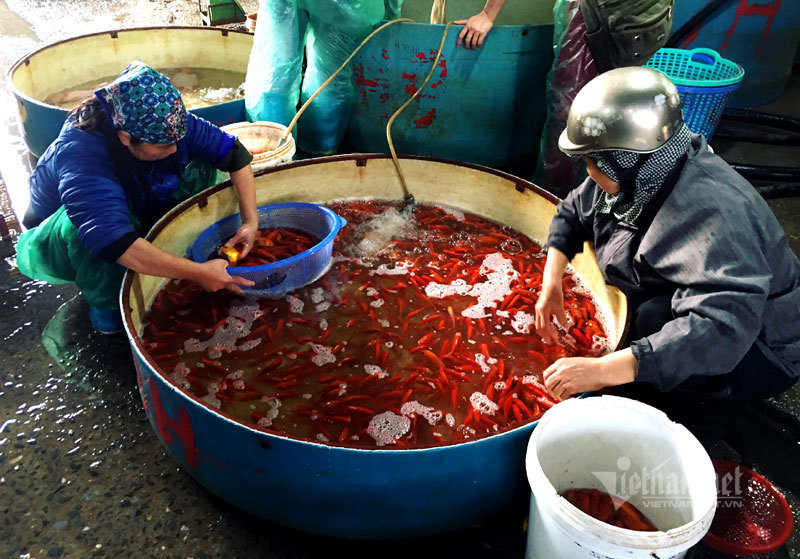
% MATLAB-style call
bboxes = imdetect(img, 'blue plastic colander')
[645,47,745,140]
[190,202,347,296]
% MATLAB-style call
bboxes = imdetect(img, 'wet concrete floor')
[1,1,799,558]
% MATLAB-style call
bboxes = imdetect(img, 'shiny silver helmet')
[558,66,684,155]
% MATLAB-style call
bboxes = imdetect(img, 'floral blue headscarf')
[94,61,187,144]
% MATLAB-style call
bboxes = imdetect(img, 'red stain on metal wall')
[681,0,783,54]
[721,0,781,53]
[353,49,447,125]
[414,108,437,128]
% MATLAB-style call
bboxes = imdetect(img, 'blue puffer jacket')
[28,112,235,259]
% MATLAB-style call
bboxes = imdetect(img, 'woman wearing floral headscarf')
[18,62,258,334]
[535,67,800,413]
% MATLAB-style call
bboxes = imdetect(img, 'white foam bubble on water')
[474,353,497,373]
[470,392,499,415]
[315,302,331,312]
[384,341,394,348]
[512,311,536,334]
[367,411,411,446]
[287,295,305,314]
[171,362,191,382]
[238,339,262,352]
[364,365,388,378]
[439,206,465,220]
[309,343,336,367]
[366,287,378,297]
[201,394,221,409]
[379,319,391,328]
[316,433,330,442]
[353,208,418,258]
[232,379,246,390]
[446,413,455,427]
[319,319,329,331]
[337,383,347,396]
[182,302,262,355]
[425,278,471,298]
[302,393,312,399]
[231,370,244,379]
[311,287,325,304]
[494,381,507,391]
[400,401,443,425]
[496,310,510,318]
[371,260,414,276]
[370,299,385,308]
[426,254,518,320]
[256,397,282,427]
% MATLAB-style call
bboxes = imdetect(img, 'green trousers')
[17,159,220,311]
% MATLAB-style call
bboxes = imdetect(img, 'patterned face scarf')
[94,61,187,144]
[591,123,692,225]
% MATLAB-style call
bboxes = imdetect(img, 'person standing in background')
[244,0,401,156]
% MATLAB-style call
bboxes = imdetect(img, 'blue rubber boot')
[89,306,123,335]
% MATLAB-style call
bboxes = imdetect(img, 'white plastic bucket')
[221,121,295,172]
[525,396,717,559]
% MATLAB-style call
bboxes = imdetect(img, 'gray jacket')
[547,136,800,391]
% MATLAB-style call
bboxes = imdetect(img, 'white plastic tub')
[525,396,717,559]
[221,121,295,171]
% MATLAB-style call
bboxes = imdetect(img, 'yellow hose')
[386,22,452,204]
[283,18,415,142]
[282,18,454,206]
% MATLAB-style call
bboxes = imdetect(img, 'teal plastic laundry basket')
[646,47,745,140]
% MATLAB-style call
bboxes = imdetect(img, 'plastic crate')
[646,47,745,140]
[190,202,346,296]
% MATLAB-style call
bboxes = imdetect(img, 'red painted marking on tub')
[147,378,199,469]
[379,113,389,121]
[414,108,437,128]
[721,0,782,51]
[680,25,701,48]
[135,364,149,415]
[405,84,418,96]
[380,93,390,103]
[382,48,390,59]
[416,52,428,60]
[402,72,416,82]
[431,80,443,89]
[439,59,447,78]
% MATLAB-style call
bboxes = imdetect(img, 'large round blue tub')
[8,26,253,158]
[122,155,628,539]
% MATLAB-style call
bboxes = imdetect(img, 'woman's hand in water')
[225,221,258,258]
[534,282,569,344]
[543,350,638,400]
[195,259,255,294]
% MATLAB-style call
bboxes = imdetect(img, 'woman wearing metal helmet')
[17,62,258,334]
[535,66,800,408]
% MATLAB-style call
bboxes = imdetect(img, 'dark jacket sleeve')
[215,138,253,173]
[545,178,598,260]
[630,160,773,391]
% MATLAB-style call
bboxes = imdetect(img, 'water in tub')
[43,67,245,110]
